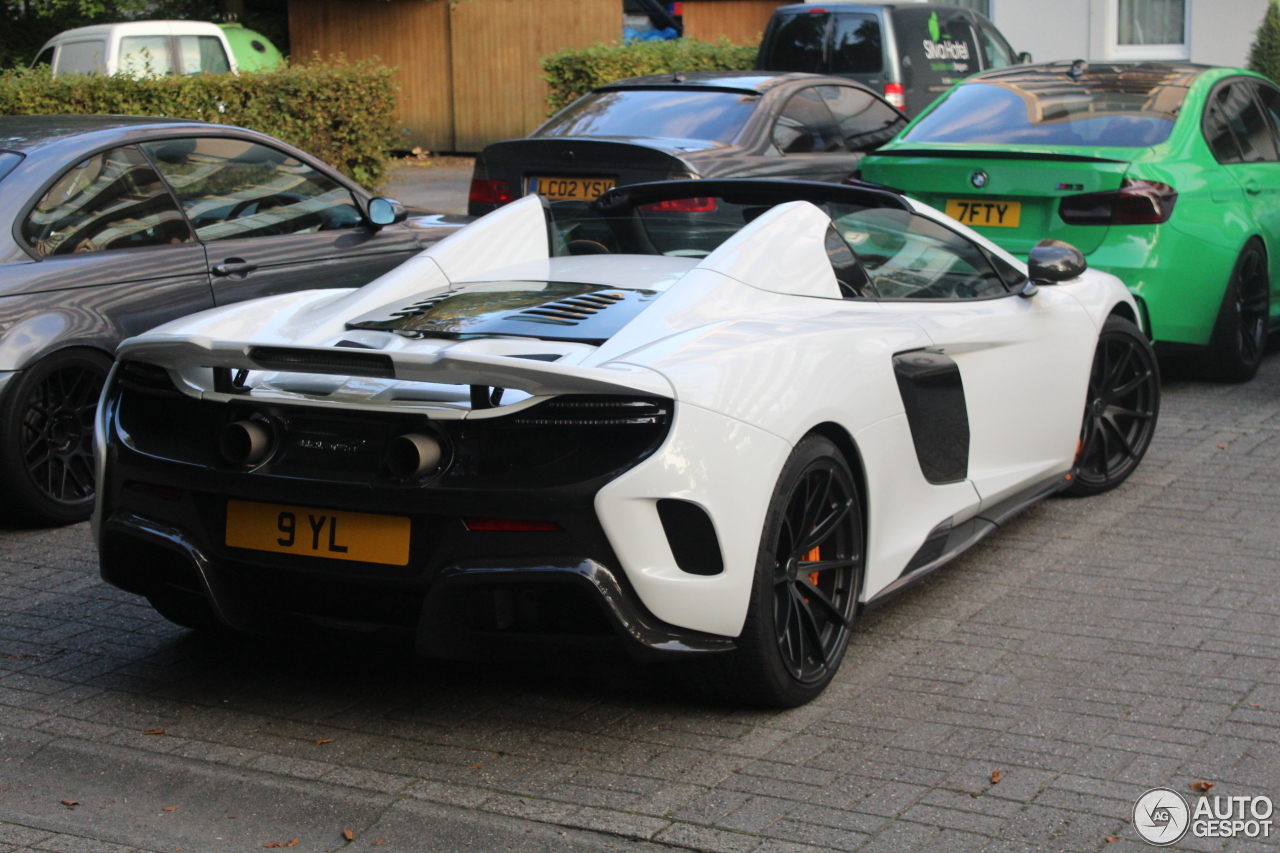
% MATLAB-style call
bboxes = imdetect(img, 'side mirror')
[1018,51,1034,64]
[1028,239,1086,283]
[367,197,408,228]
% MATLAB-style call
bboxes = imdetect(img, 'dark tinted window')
[142,138,363,241]
[905,73,1187,147]
[34,47,54,67]
[536,89,759,143]
[1204,82,1277,164]
[760,10,829,73]
[773,88,840,153]
[1255,83,1280,148]
[831,13,882,74]
[831,208,1007,299]
[817,85,905,151]
[22,146,191,256]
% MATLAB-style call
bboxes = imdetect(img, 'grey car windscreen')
[535,89,760,143]
[0,151,21,183]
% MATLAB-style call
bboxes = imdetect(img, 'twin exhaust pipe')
[219,420,442,479]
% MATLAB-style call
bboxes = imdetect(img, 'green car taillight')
[1058,179,1178,226]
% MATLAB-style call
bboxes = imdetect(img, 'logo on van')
[923,11,971,62]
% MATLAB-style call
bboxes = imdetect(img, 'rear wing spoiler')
[115,336,674,400]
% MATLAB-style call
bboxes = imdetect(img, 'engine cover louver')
[345,281,656,344]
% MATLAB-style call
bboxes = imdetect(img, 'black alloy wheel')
[693,436,863,707]
[1067,316,1160,497]
[0,348,112,526]
[1209,241,1269,382]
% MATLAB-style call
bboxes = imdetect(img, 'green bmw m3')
[861,61,1280,381]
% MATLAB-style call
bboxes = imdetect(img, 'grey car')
[468,71,907,216]
[0,115,465,526]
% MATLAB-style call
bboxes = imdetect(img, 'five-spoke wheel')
[1068,316,1159,497]
[0,348,112,526]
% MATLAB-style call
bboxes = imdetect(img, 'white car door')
[833,206,1096,511]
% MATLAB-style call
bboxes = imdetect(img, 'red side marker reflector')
[464,518,561,532]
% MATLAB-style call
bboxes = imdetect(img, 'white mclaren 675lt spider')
[95,179,1159,706]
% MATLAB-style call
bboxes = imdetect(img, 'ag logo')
[1134,787,1190,846]
[970,170,988,188]
[928,11,942,42]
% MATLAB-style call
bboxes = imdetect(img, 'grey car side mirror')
[1028,239,1087,283]
[367,197,408,228]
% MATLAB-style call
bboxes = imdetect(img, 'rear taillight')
[884,83,905,111]
[468,158,513,207]
[469,178,513,206]
[638,197,717,213]
[1058,179,1177,226]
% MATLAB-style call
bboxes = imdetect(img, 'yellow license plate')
[530,176,616,201]
[226,500,410,566]
[945,199,1022,228]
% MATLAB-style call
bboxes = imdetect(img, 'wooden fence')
[288,0,616,152]
[681,0,786,45]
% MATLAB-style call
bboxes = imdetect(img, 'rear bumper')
[99,508,733,661]
[1082,227,1237,347]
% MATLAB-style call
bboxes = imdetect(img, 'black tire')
[0,348,112,527]
[146,588,223,632]
[1066,316,1159,497]
[693,436,863,707]
[1208,240,1269,383]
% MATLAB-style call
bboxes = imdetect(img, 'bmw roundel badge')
[970,170,988,188]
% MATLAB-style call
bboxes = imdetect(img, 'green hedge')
[541,39,759,113]
[0,59,398,188]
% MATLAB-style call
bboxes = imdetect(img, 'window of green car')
[22,146,192,257]
[832,209,1008,300]
[1204,81,1278,164]
[140,137,363,241]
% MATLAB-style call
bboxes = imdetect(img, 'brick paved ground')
[2,357,1279,852]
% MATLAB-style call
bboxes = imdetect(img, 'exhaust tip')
[385,432,442,479]
[219,420,274,466]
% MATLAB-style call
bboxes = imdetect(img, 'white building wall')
[989,0,1270,68]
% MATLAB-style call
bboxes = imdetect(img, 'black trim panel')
[893,350,970,484]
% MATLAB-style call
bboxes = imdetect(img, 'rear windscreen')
[759,10,829,73]
[831,13,883,74]
[904,68,1194,147]
[536,89,760,143]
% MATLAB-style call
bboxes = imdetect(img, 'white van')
[35,21,239,77]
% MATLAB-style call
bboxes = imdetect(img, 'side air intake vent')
[508,292,626,326]
[657,499,723,576]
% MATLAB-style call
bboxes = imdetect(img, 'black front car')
[95,361,731,660]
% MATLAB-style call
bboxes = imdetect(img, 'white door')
[832,206,1096,510]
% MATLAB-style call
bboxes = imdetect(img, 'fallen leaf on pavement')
[264,844,281,849]
[1106,837,1120,843]
[343,829,354,841]
[144,729,165,735]
[1217,444,1225,449]
[314,738,333,745]
[1191,780,1214,792]
[375,842,385,847]
[61,800,79,808]
[990,770,1001,784]
[287,841,299,848]
[468,764,481,769]
[163,806,178,811]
